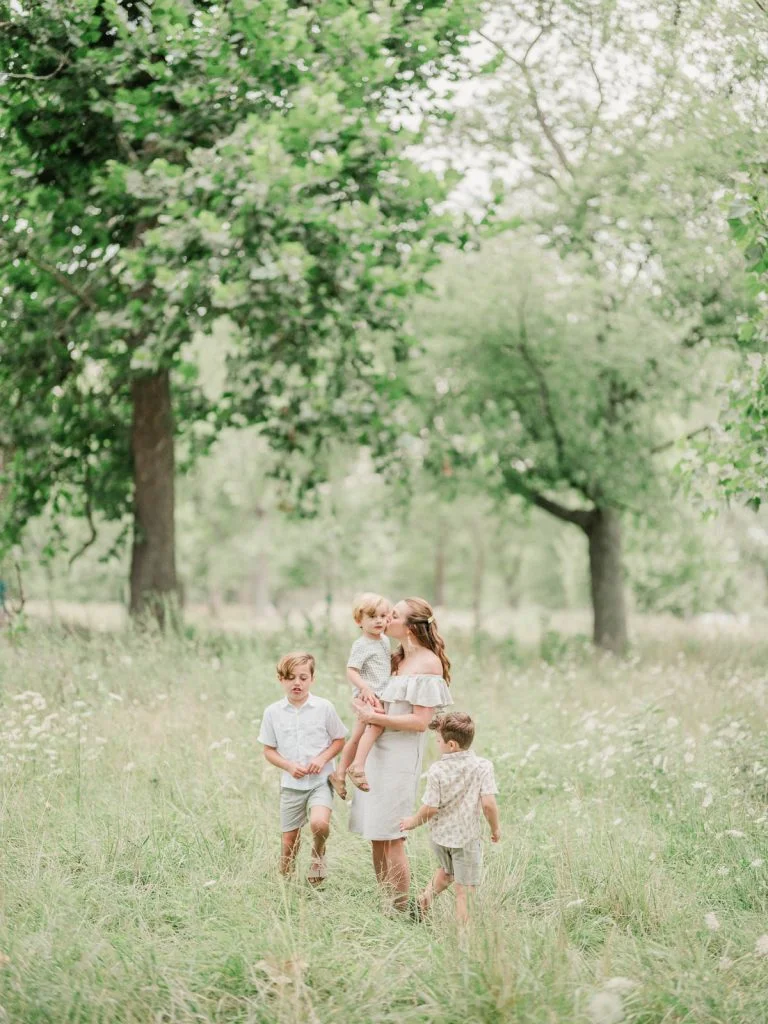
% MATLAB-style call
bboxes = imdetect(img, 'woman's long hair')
[391,597,451,684]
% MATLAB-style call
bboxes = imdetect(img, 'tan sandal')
[347,765,370,792]
[329,774,347,800]
[308,854,327,885]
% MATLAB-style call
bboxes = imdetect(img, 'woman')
[349,597,452,911]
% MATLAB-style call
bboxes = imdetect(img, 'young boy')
[400,712,500,923]
[330,593,392,798]
[259,652,348,883]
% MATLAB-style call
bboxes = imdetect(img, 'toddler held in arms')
[258,653,347,884]
[400,712,500,923]
[330,593,392,799]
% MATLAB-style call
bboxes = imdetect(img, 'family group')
[258,594,500,923]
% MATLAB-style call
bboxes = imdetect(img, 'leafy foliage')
[0,0,483,557]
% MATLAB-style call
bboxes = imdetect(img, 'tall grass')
[1,623,766,1023]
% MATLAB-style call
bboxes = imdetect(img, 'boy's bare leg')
[419,867,453,913]
[454,883,475,925]
[280,828,301,875]
[308,806,332,884]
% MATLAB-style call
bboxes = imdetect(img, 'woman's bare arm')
[352,701,434,733]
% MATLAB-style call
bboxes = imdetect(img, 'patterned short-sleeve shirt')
[423,750,498,847]
[347,635,391,695]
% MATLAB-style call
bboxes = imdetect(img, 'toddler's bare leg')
[351,723,384,772]
[335,718,366,780]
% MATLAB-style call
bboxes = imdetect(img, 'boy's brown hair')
[352,592,391,625]
[276,652,316,680]
[429,711,474,750]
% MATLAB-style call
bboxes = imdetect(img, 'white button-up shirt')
[258,694,348,790]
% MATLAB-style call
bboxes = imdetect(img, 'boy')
[259,652,348,883]
[400,712,500,923]
[330,592,392,798]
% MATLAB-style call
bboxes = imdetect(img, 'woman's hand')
[352,699,378,724]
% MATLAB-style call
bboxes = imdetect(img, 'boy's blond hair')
[352,592,391,625]
[276,652,316,680]
[430,712,475,750]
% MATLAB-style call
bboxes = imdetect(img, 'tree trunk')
[472,534,485,633]
[586,507,628,654]
[129,370,179,627]
[433,517,446,608]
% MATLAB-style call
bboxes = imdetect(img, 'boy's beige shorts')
[430,839,483,886]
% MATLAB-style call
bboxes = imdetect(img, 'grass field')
[1,621,767,1023]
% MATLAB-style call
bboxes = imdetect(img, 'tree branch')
[68,486,99,567]
[22,253,99,311]
[4,59,67,81]
[502,467,594,529]
[651,424,712,455]
[476,29,573,177]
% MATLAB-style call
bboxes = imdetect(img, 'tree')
[411,0,765,652]
[0,0,482,624]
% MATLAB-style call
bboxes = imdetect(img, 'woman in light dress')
[349,597,452,911]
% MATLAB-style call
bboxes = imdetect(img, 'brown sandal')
[308,854,327,885]
[347,766,370,792]
[329,774,347,800]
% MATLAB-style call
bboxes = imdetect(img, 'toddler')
[400,712,500,923]
[259,652,347,883]
[330,592,392,798]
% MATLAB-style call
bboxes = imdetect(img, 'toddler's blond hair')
[352,592,391,625]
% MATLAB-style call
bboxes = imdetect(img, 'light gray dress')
[349,674,453,841]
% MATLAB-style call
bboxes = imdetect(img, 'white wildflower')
[718,957,734,970]
[704,912,721,931]
[123,762,135,773]
[587,990,624,1024]
[725,830,745,838]
[225,710,236,720]
[108,692,123,702]
[156,693,168,702]
[717,866,730,877]
[565,898,585,908]
[754,934,768,957]
[702,790,714,809]
[203,879,217,888]
[750,859,763,868]
[225,751,236,761]
[603,978,636,994]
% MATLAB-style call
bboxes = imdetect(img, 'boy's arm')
[481,795,501,842]
[263,746,307,780]
[305,737,345,774]
[400,804,438,832]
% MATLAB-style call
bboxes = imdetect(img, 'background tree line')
[2,0,766,651]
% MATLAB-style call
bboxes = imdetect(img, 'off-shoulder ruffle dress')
[349,674,453,841]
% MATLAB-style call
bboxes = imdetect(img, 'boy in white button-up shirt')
[400,712,500,923]
[259,652,347,883]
